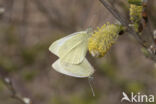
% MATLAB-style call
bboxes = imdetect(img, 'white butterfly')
[49,29,95,78]
[49,30,91,64]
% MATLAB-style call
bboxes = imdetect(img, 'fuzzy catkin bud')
[130,4,143,23]
[88,23,123,57]
[128,0,143,6]
[129,4,143,32]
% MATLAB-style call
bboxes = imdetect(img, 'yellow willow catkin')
[128,0,142,6]
[129,4,143,32]
[88,23,123,57]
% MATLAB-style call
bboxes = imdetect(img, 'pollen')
[88,23,123,57]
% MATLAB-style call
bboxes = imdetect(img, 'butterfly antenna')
[88,76,95,96]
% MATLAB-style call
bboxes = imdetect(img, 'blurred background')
[0,0,156,104]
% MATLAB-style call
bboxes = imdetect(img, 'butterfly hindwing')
[52,58,94,78]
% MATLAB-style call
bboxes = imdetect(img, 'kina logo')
[121,92,155,103]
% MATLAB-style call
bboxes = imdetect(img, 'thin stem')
[99,0,156,61]
[99,0,146,47]
[99,0,128,26]
[0,69,31,104]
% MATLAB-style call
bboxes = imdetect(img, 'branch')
[99,0,156,61]
[99,0,128,26]
[0,68,32,104]
[99,0,146,47]
[32,0,73,32]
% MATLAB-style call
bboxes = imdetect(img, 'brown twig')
[99,0,127,26]
[19,0,28,46]
[99,0,156,61]
[99,0,146,47]
[0,68,31,104]
[32,0,74,32]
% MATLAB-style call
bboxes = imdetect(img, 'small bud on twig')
[23,97,31,104]
[4,77,11,84]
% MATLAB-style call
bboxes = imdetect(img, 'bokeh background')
[0,0,156,104]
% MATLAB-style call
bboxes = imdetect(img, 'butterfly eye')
[128,0,143,6]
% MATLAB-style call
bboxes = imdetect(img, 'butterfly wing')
[52,58,94,78]
[58,31,90,64]
[49,32,77,56]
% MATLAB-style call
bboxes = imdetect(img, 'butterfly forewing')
[49,33,75,56]
[58,31,90,64]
